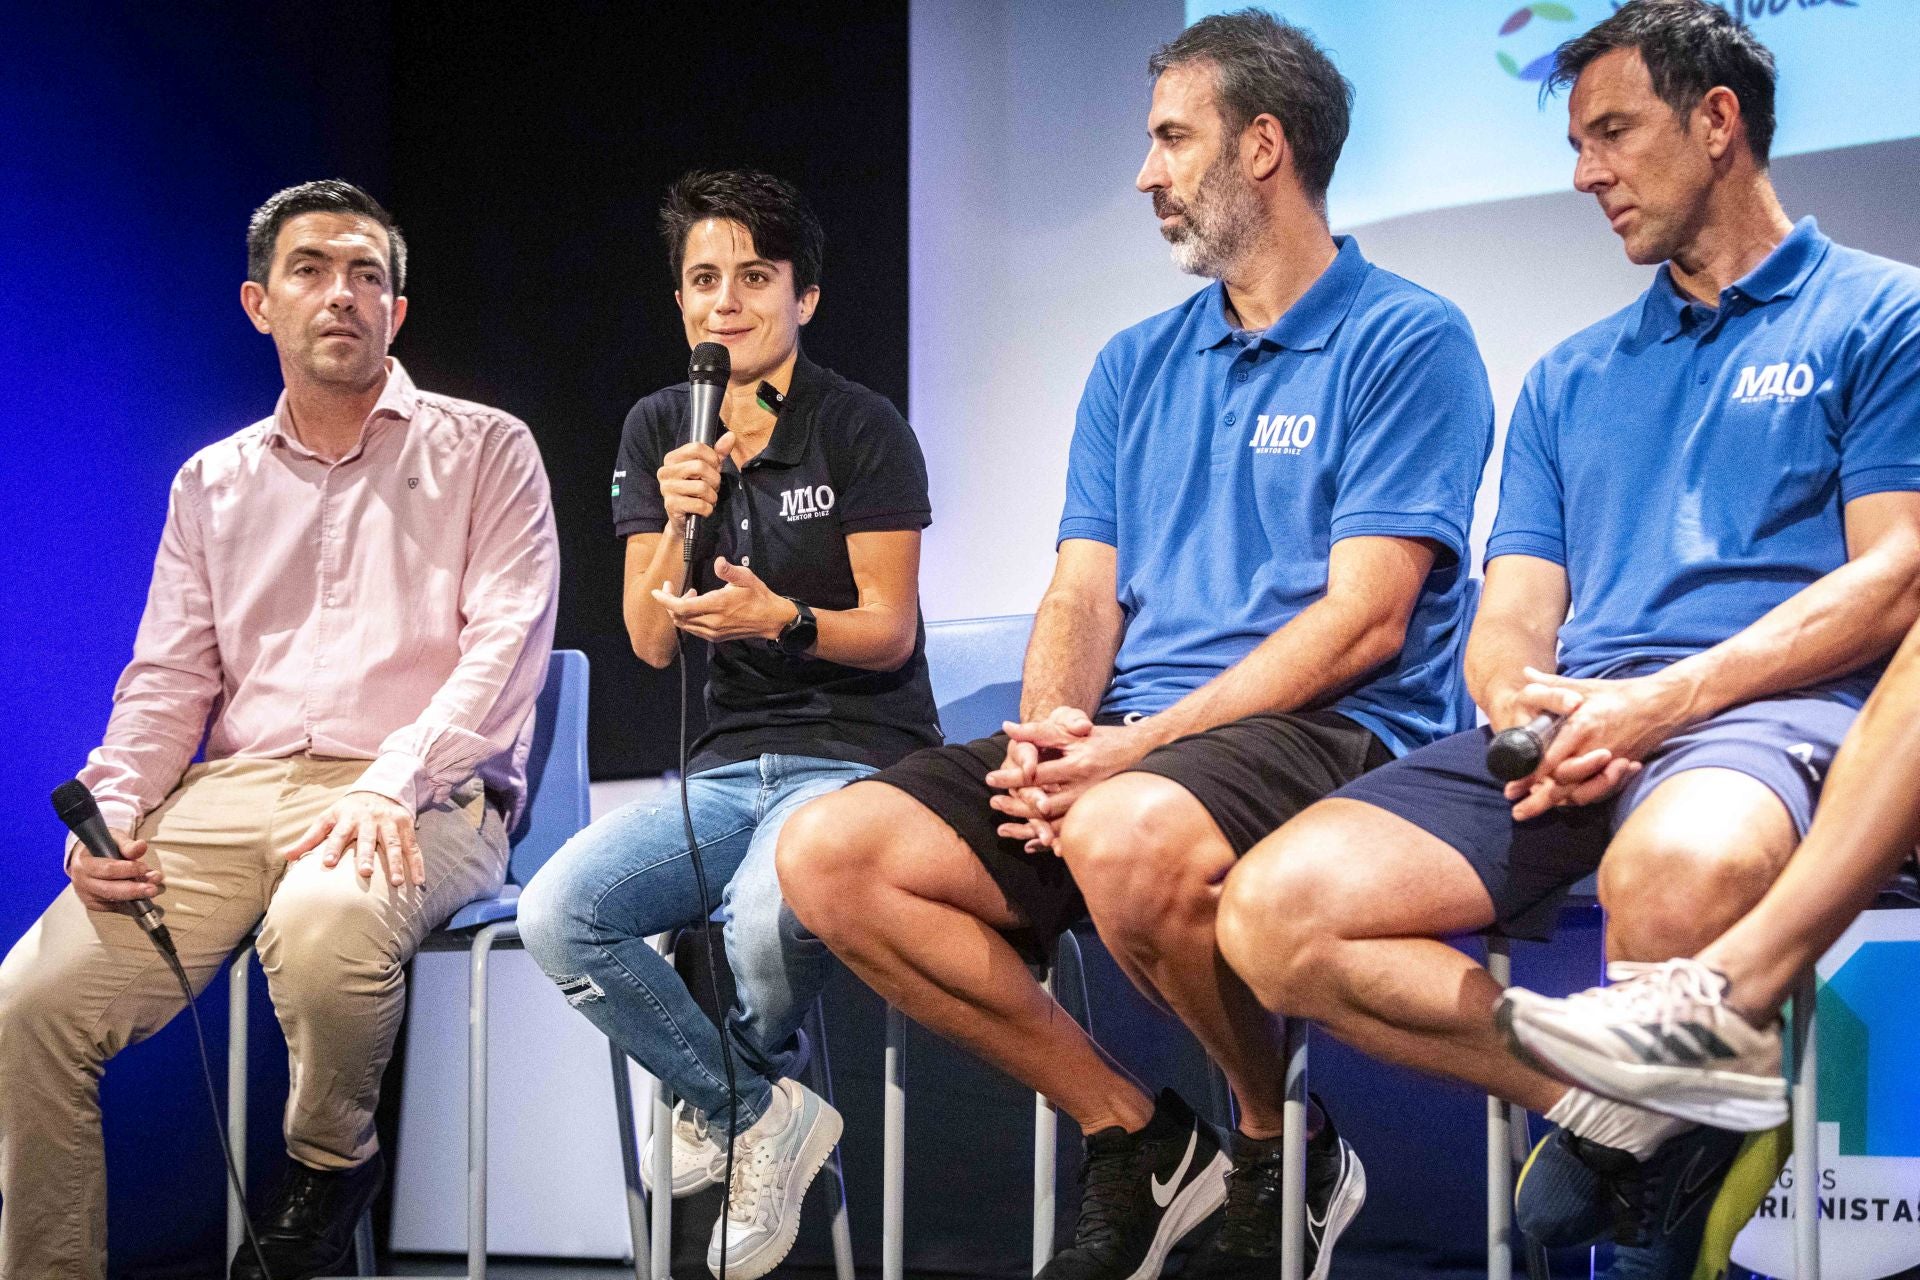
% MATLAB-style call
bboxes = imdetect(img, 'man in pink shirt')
[0,180,558,1280]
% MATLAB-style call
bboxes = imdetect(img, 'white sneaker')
[706,1077,843,1280]
[644,1100,728,1199]
[645,1028,812,1199]
[1496,958,1788,1132]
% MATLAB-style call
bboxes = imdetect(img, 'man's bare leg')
[1058,773,1296,1139]
[1219,798,1569,1112]
[776,780,1153,1134]
[1702,623,1920,1019]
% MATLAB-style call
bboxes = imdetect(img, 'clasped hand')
[1500,665,1695,820]
[983,707,1153,853]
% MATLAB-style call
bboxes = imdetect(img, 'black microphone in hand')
[1486,713,1565,783]
[52,779,175,955]
[684,341,731,565]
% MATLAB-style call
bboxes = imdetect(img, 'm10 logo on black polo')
[779,484,836,522]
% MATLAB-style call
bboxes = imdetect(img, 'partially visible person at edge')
[1217,5,1920,1278]
[0,179,559,1280]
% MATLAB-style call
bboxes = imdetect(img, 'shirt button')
[1224,412,1237,426]
[741,519,750,529]
[1698,373,1709,384]
[1235,371,1249,383]
[741,556,750,566]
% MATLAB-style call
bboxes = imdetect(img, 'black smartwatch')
[775,598,817,656]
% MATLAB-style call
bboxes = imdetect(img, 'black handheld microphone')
[1486,714,1565,783]
[52,779,175,955]
[684,341,731,565]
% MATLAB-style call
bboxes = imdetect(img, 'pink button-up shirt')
[79,361,559,840]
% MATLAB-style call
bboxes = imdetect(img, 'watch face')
[780,603,817,654]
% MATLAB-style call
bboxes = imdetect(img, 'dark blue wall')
[2,4,389,1274]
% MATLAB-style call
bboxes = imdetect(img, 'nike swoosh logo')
[1151,1131,1199,1208]
[1665,1147,1735,1234]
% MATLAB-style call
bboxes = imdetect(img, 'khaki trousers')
[0,756,509,1280]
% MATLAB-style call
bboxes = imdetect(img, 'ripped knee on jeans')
[553,973,605,1007]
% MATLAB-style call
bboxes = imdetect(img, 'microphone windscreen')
[689,342,730,386]
[52,779,99,825]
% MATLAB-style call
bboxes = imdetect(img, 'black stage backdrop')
[387,1,912,779]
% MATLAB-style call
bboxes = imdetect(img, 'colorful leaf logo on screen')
[1497,3,1579,82]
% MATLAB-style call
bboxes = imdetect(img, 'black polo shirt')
[612,353,941,774]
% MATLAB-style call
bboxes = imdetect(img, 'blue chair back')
[506,649,591,889]
[923,615,1034,745]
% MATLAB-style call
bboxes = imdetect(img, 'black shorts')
[867,709,1389,963]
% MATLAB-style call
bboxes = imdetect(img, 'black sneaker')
[1039,1088,1230,1280]
[230,1151,383,1280]
[1184,1101,1367,1280]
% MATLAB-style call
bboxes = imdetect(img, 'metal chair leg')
[1791,974,1821,1280]
[1486,938,1516,1280]
[610,1041,653,1280]
[650,935,675,1280]
[353,1210,376,1275]
[468,922,513,1280]
[803,998,856,1280]
[1033,966,1059,1276]
[227,944,251,1265]
[1279,1017,1309,1280]
[883,1003,907,1280]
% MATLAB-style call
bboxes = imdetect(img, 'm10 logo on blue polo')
[1733,910,1920,1280]
[1731,362,1817,406]
[1250,413,1317,455]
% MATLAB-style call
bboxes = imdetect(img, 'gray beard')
[1162,165,1262,279]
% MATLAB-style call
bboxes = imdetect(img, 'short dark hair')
[246,180,407,292]
[658,169,825,295]
[1547,0,1777,165]
[1148,9,1353,210]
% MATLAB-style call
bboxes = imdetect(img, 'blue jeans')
[519,754,871,1133]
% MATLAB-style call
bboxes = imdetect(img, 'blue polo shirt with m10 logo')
[1058,236,1495,756]
[1488,218,1920,704]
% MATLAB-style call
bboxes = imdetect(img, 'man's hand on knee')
[66,829,163,911]
[288,791,423,887]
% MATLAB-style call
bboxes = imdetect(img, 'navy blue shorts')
[1331,692,1859,940]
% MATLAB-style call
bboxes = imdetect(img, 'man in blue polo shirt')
[779,12,1490,1279]
[1217,3,1920,1276]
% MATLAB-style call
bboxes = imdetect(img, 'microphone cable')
[678,612,739,1280]
[146,922,276,1278]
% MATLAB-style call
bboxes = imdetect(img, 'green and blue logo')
[1495,3,1579,82]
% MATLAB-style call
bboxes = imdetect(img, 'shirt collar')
[748,351,824,469]
[269,358,419,459]
[1194,235,1370,354]
[1633,217,1830,344]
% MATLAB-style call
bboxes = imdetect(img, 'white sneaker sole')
[707,1102,845,1280]
[1500,996,1788,1132]
[1308,1144,1366,1280]
[1125,1148,1231,1280]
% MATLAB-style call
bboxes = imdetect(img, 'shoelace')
[1595,958,1730,1034]
[1214,1154,1286,1254]
[725,1132,778,1229]
[270,1169,330,1225]
[675,1103,712,1147]
[1070,1140,1143,1247]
